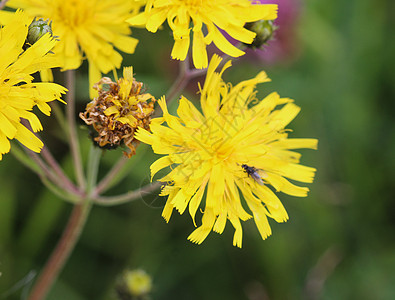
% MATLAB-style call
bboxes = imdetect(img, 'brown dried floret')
[80,67,156,157]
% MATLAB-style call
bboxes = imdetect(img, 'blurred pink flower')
[246,0,302,65]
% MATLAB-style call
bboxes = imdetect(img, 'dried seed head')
[80,67,156,157]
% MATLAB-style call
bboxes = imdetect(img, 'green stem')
[94,155,129,196]
[40,177,81,204]
[93,142,150,197]
[27,200,92,300]
[24,149,63,190]
[86,145,102,195]
[50,101,69,138]
[10,144,43,176]
[41,146,82,196]
[164,59,189,104]
[66,70,86,190]
[93,181,161,206]
[19,119,82,197]
[13,145,82,203]
[161,54,231,111]
[0,0,9,10]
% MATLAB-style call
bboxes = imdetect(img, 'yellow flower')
[124,269,152,296]
[127,0,277,69]
[136,55,317,247]
[80,67,156,157]
[0,10,67,160]
[3,0,141,97]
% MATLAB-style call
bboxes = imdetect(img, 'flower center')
[173,0,211,9]
[184,0,206,5]
[53,0,94,28]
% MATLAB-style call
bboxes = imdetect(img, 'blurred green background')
[1,0,395,299]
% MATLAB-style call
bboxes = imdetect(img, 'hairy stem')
[94,155,129,196]
[93,181,161,206]
[41,146,82,196]
[86,145,102,195]
[50,101,69,137]
[162,55,229,110]
[0,0,9,10]
[164,59,190,104]
[66,70,86,190]
[19,119,81,196]
[27,200,92,300]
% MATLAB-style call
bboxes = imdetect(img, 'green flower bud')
[25,18,56,47]
[125,269,152,296]
[244,20,277,49]
[115,269,152,300]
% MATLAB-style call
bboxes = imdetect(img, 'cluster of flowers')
[0,0,316,247]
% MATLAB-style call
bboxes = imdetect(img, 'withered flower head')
[80,67,156,157]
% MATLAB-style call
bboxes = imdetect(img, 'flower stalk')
[93,181,161,206]
[0,0,9,10]
[94,155,129,196]
[27,200,92,300]
[66,70,86,190]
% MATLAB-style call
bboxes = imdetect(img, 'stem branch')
[27,201,92,300]
[41,146,82,195]
[94,155,129,196]
[93,181,161,206]
[165,59,189,104]
[0,0,9,10]
[66,70,86,190]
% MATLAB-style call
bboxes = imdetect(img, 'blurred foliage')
[1,0,395,299]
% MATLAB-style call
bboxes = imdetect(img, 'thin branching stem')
[86,145,102,195]
[50,101,69,137]
[24,148,84,200]
[24,149,59,187]
[93,155,129,196]
[19,118,84,198]
[65,70,86,190]
[12,144,82,202]
[0,0,9,10]
[165,59,190,103]
[93,181,161,206]
[40,146,82,195]
[162,54,233,111]
[40,177,81,204]
[20,119,80,195]
[27,200,92,300]
[11,144,44,176]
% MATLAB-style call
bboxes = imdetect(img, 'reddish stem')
[27,202,91,300]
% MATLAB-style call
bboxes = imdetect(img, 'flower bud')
[244,20,277,49]
[27,18,55,45]
[125,269,152,297]
[115,269,152,300]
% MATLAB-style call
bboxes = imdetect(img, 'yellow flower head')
[128,0,277,69]
[124,269,152,296]
[0,10,67,160]
[136,55,317,247]
[80,67,156,157]
[4,0,141,97]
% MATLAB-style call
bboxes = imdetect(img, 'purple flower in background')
[247,0,302,65]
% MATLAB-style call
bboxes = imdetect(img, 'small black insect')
[241,164,266,185]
